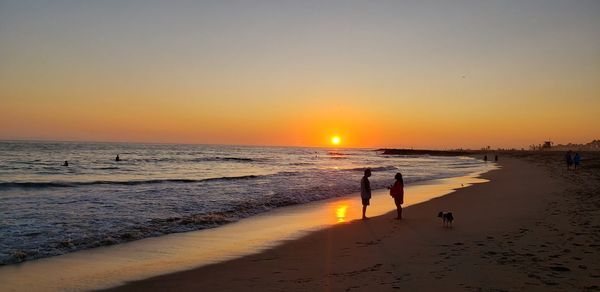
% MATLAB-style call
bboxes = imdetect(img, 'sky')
[1,0,599,149]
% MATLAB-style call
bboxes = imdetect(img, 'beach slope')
[109,156,600,291]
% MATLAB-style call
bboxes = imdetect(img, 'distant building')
[542,141,553,149]
[529,139,599,151]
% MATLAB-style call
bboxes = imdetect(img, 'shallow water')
[0,141,489,264]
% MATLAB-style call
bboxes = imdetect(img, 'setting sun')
[331,136,341,145]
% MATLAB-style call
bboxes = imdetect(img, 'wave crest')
[0,175,266,189]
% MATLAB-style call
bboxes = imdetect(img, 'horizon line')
[0,138,540,151]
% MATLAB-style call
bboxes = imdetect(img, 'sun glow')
[331,136,341,145]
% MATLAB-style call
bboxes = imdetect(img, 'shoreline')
[0,145,486,267]
[106,155,600,291]
[0,165,495,291]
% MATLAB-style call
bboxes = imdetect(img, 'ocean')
[0,141,488,265]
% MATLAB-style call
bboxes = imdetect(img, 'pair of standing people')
[565,151,581,170]
[360,168,404,220]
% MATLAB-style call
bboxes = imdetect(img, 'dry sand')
[107,154,600,291]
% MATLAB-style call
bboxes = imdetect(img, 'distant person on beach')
[361,168,372,220]
[494,155,498,162]
[484,155,488,162]
[115,154,121,162]
[63,161,68,167]
[389,172,404,220]
[573,153,581,170]
[565,151,573,170]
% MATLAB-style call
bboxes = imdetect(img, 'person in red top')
[389,172,404,220]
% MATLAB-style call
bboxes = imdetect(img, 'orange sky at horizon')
[1,1,599,149]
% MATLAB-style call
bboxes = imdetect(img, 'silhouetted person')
[494,155,498,162]
[116,154,121,162]
[63,161,69,167]
[483,155,488,162]
[361,168,372,220]
[389,172,404,220]
[573,153,581,170]
[565,151,573,170]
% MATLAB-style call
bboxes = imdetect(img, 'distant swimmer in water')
[115,154,121,162]
[63,161,69,167]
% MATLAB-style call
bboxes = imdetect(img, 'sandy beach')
[105,154,600,291]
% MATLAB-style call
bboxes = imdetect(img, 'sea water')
[0,141,487,265]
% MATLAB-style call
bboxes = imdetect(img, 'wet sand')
[108,154,600,291]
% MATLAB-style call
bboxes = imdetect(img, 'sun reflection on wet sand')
[335,204,348,223]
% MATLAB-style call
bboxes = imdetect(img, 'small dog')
[438,211,454,227]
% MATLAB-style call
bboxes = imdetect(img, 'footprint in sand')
[549,266,571,272]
